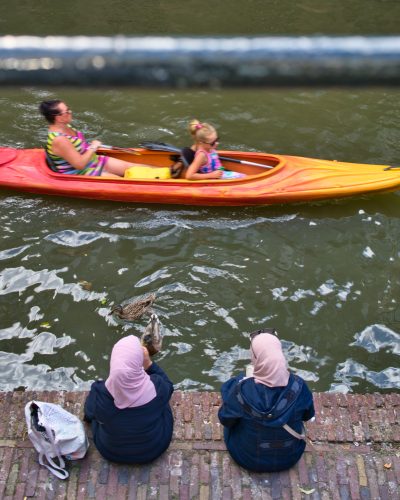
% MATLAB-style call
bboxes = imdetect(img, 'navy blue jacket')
[218,373,314,472]
[84,362,174,464]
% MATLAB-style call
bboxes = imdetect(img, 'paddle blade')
[139,141,181,154]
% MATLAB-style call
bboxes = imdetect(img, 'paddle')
[100,144,141,155]
[139,141,274,170]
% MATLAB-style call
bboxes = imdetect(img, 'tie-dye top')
[195,148,223,174]
[45,127,107,176]
[195,148,245,179]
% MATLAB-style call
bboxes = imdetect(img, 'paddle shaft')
[219,156,273,169]
[139,142,273,169]
[101,144,141,155]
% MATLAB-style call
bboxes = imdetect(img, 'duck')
[141,313,162,356]
[110,293,156,321]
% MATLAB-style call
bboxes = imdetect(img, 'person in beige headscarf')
[218,329,315,472]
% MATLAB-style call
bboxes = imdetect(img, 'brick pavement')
[0,391,399,499]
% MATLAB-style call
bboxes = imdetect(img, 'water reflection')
[0,193,399,393]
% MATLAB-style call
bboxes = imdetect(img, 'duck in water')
[110,293,156,321]
[141,313,163,356]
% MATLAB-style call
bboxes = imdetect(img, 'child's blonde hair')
[188,119,217,143]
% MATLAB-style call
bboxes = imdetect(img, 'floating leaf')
[40,322,51,328]
[384,463,392,469]
[299,487,316,495]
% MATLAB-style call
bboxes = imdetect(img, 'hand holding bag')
[25,400,89,479]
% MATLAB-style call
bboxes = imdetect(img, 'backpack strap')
[282,423,306,441]
[236,373,303,421]
[235,374,306,441]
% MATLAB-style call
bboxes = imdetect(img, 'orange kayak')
[0,146,399,206]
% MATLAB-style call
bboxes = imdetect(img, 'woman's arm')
[147,362,174,402]
[83,381,101,422]
[218,376,244,428]
[301,385,315,422]
[52,136,102,170]
[185,152,223,180]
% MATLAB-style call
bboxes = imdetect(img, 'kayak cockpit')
[97,148,284,179]
[0,146,283,184]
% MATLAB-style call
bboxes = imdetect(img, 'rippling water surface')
[1,1,400,393]
[0,170,399,393]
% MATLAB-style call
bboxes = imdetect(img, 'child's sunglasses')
[203,137,219,147]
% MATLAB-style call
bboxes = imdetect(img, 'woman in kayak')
[218,329,315,472]
[184,120,244,180]
[84,335,174,464]
[39,100,133,177]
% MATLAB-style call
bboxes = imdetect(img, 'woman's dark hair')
[39,100,62,124]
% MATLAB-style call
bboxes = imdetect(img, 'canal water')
[0,1,399,394]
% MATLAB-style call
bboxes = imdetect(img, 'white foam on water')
[173,378,213,391]
[135,267,172,287]
[203,345,250,382]
[351,324,400,354]
[75,350,90,362]
[0,266,105,302]
[169,342,192,354]
[0,322,36,341]
[318,280,336,296]
[0,244,31,261]
[214,307,239,329]
[292,368,319,382]
[289,289,315,302]
[271,287,288,301]
[310,300,326,316]
[334,358,400,390]
[362,246,375,258]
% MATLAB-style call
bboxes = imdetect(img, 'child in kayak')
[184,120,245,180]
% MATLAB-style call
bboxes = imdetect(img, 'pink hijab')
[105,335,156,409]
[250,333,290,387]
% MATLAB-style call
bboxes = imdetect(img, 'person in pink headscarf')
[84,335,173,463]
[218,329,315,472]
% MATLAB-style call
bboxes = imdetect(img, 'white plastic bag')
[25,400,89,479]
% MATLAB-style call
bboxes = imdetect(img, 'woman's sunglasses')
[54,109,72,116]
[249,328,278,341]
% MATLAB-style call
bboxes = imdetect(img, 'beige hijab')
[250,333,290,387]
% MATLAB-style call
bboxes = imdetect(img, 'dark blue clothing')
[84,362,174,464]
[218,373,314,472]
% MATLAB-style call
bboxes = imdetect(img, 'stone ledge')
[0,391,399,499]
[1,390,399,444]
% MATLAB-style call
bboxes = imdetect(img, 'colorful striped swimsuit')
[45,128,108,176]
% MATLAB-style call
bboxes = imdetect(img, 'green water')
[0,2,399,394]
